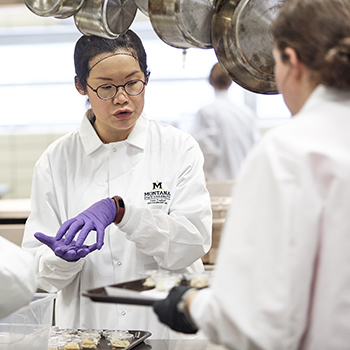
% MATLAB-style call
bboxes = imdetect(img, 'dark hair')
[74,30,150,91]
[272,0,350,90]
[209,63,232,90]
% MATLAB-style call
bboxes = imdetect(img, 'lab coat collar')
[297,84,350,117]
[79,113,103,155]
[125,113,148,150]
[79,111,149,155]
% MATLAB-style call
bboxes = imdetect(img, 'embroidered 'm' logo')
[153,182,163,190]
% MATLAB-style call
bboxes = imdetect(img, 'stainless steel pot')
[133,0,148,16]
[149,0,215,49]
[74,0,137,39]
[24,0,85,18]
[212,0,287,94]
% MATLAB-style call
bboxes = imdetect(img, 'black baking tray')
[82,278,162,306]
[82,278,189,306]
[96,330,151,350]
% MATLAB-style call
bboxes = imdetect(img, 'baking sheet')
[83,276,209,306]
[83,278,184,306]
[94,330,151,350]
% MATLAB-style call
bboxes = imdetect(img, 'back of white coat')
[191,91,260,181]
[190,85,350,350]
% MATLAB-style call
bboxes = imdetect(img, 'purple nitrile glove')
[55,198,117,250]
[34,232,97,262]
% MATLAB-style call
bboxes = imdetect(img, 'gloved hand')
[55,198,117,250]
[153,286,199,334]
[35,232,97,262]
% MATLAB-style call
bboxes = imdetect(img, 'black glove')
[153,286,198,334]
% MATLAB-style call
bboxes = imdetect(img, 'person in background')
[190,62,260,181]
[153,0,350,348]
[22,30,212,338]
[0,236,37,319]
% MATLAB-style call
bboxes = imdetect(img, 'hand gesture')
[55,198,117,250]
[34,232,97,262]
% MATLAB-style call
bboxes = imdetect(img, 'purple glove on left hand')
[55,198,117,250]
[34,232,97,262]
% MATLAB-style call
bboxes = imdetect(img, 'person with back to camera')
[21,30,212,338]
[152,0,350,348]
[191,62,260,181]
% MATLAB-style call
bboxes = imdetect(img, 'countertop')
[141,339,226,350]
[0,198,31,219]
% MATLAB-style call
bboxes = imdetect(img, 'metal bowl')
[24,0,85,18]
[212,0,287,94]
[74,0,137,39]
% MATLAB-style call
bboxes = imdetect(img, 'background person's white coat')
[191,90,260,181]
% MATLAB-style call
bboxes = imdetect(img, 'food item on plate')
[142,276,155,287]
[63,335,82,349]
[190,274,210,288]
[110,339,131,348]
[106,331,134,349]
[155,276,181,291]
[142,270,182,292]
[81,339,97,349]
[64,342,80,350]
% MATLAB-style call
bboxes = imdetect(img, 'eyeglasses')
[86,79,146,100]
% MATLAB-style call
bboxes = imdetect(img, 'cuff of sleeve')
[116,203,140,236]
[42,246,85,272]
[177,288,199,331]
[189,287,212,329]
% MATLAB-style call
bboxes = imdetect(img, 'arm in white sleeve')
[22,156,84,292]
[119,138,212,270]
[188,134,321,349]
[0,237,37,319]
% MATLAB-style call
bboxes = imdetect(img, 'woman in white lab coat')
[0,236,37,319]
[22,30,212,338]
[153,0,350,348]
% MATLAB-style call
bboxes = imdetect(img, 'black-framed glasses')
[86,79,146,100]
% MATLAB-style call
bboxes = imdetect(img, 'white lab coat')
[191,90,260,181]
[190,85,350,349]
[0,236,37,319]
[22,113,212,338]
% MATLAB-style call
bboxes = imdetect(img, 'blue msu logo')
[144,181,171,205]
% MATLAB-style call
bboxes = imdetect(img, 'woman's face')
[82,51,145,143]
